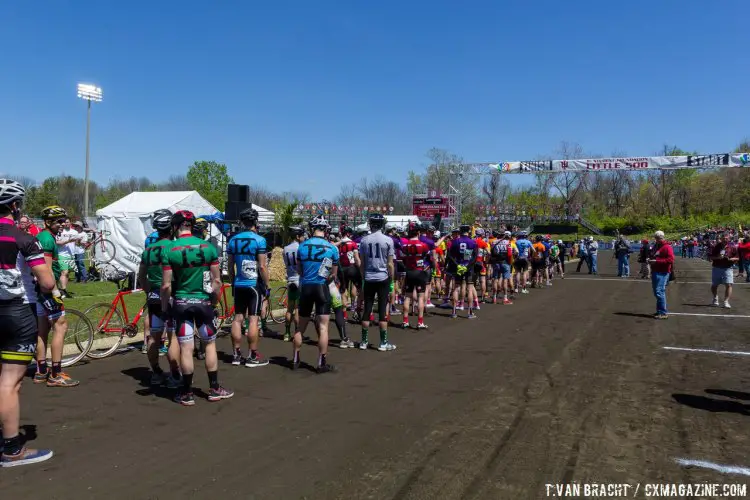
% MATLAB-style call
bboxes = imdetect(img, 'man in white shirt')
[56,219,81,297]
[71,221,88,282]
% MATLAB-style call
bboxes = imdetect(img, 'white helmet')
[0,179,26,206]
[557,240,563,244]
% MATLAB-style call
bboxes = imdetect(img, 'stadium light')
[77,83,103,220]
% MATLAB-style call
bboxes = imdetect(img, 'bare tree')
[549,141,588,215]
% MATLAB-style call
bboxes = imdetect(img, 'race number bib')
[203,271,213,294]
[463,249,473,260]
[416,259,424,268]
[241,260,258,280]
[347,251,355,263]
[319,257,333,279]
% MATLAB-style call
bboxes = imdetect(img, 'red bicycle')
[84,289,147,358]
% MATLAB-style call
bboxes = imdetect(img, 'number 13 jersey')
[162,234,220,300]
[298,236,339,286]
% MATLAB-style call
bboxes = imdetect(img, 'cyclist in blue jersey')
[293,216,339,373]
[226,208,270,368]
[514,231,533,294]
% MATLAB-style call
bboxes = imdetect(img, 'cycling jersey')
[515,238,532,261]
[550,245,560,260]
[449,236,477,266]
[402,238,430,271]
[298,236,339,285]
[338,238,358,267]
[532,242,546,261]
[36,229,61,280]
[283,241,300,285]
[0,218,45,304]
[226,230,267,288]
[140,237,172,290]
[360,231,394,282]
[491,239,512,263]
[475,238,490,263]
[145,231,159,248]
[162,234,220,300]
[418,235,435,269]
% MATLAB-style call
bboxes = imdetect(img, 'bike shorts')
[396,261,406,276]
[363,279,390,321]
[404,270,429,294]
[234,285,263,317]
[287,282,300,302]
[513,259,529,272]
[147,291,174,334]
[0,300,38,365]
[531,259,547,273]
[452,271,475,285]
[339,266,361,292]
[299,284,332,317]
[474,262,487,276]
[172,298,217,345]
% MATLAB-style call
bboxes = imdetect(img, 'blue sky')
[1,0,747,200]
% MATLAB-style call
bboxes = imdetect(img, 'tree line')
[4,139,750,234]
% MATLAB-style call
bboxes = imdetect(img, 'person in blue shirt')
[226,208,270,368]
[293,216,339,373]
[145,209,172,248]
[514,231,533,294]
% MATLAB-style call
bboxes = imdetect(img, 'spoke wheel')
[84,303,125,359]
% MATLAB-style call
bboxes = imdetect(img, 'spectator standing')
[614,236,631,278]
[586,236,598,275]
[18,215,40,236]
[71,221,88,282]
[56,219,79,298]
[709,232,738,308]
[576,239,588,273]
[648,231,673,319]
[737,231,750,283]
[637,239,651,279]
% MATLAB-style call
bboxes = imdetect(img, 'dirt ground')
[3,253,750,499]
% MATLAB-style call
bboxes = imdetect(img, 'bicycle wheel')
[60,309,95,368]
[269,286,287,324]
[91,238,116,264]
[84,303,125,359]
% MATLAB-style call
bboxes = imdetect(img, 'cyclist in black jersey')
[0,179,57,467]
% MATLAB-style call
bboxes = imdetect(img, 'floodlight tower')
[77,83,103,221]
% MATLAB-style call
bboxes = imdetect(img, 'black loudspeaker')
[432,214,442,231]
[227,184,249,203]
[224,201,253,221]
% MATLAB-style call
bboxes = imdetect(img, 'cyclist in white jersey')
[282,227,306,342]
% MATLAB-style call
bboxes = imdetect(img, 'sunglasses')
[54,219,67,224]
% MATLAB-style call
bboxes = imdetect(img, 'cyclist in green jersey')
[160,210,232,406]
[34,206,78,388]
[138,211,179,388]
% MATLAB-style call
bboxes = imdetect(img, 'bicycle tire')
[84,302,125,359]
[92,238,117,264]
[60,309,95,368]
[269,286,287,324]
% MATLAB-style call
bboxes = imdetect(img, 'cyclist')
[401,222,430,329]
[473,228,490,307]
[0,179,55,467]
[226,208,270,368]
[337,226,361,318]
[143,209,173,356]
[359,213,396,351]
[138,210,180,388]
[293,216,338,373]
[34,206,78,387]
[490,231,514,305]
[161,210,232,405]
[418,223,436,309]
[514,231,533,294]
[282,226,306,342]
[447,225,478,319]
[531,235,547,288]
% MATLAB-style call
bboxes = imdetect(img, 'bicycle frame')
[96,290,146,334]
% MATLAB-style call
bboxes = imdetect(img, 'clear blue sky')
[1,0,747,200]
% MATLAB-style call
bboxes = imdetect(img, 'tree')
[548,142,588,215]
[186,161,234,210]
[273,201,303,244]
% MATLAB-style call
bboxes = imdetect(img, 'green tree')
[186,161,234,210]
[273,201,303,244]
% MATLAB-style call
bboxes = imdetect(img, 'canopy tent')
[385,215,420,228]
[96,191,221,273]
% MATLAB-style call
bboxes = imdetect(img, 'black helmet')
[459,224,471,234]
[152,212,172,231]
[290,226,305,237]
[153,208,173,219]
[309,216,330,231]
[368,213,385,230]
[342,226,354,236]
[239,208,259,224]
[171,210,195,227]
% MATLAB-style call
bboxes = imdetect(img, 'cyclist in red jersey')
[337,227,361,315]
[401,223,431,329]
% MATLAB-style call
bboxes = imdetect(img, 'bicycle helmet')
[41,205,68,220]
[193,217,209,232]
[153,208,173,219]
[341,226,354,236]
[309,216,330,231]
[459,224,472,234]
[475,228,485,237]
[239,208,259,224]
[171,210,195,227]
[368,213,385,231]
[290,226,305,237]
[0,179,25,206]
[152,212,172,231]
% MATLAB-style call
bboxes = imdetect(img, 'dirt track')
[4,253,750,499]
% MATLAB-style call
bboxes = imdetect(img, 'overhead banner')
[486,153,750,174]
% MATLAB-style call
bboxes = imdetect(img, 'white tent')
[385,215,420,228]
[252,204,275,225]
[96,191,220,273]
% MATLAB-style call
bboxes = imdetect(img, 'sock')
[403,314,409,324]
[51,362,62,377]
[285,323,290,335]
[261,318,267,330]
[3,435,22,456]
[293,350,300,363]
[319,353,327,367]
[170,368,181,380]
[250,349,258,360]
[418,316,423,325]
[182,373,194,392]
[334,307,347,340]
[207,370,219,390]
[380,329,388,345]
[234,347,241,357]
[151,365,163,375]
[37,360,48,374]
[361,328,368,343]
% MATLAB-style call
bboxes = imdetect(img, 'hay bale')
[269,247,286,282]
